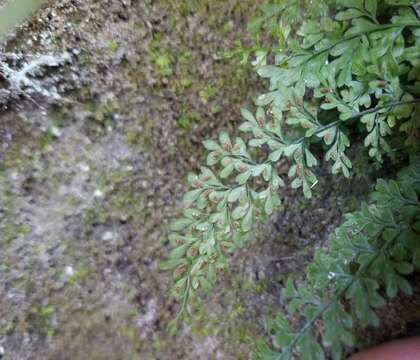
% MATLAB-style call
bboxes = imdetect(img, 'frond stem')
[293,98,420,145]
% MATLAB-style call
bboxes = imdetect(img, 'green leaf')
[345,18,377,37]
[228,186,245,203]
[252,164,267,177]
[220,162,235,178]
[236,170,252,184]
[242,206,254,232]
[239,121,254,132]
[196,221,209,232]
[283,278,297,298]
[183,189,203,204]
[271,313,295,347]
[365,0,377,17]
[207,151,220,166]
[394,261,414,275]
[203,139,220,151]
[284,143,300,157]
[183,208,200,220]
[269,148,283,162]
[330,39,358,57]
[317,127,336,145]
[302,181,312,198]
[170,218,193,232]
[240,108,257,125]
[232,205,249,220]
[169,243,190,259]
[336,9,364,21]
[263,192,273,215]
[219,132,232,149]
[385,273,398,298]
[199,276,213,293]
[257,65,283,79]
[413,247,420,268]
[159,257,185,270]
[271,171,285,189]
[291,178,302,189]
[305,149,318,167]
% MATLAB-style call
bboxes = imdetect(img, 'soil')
[0,1,418,359]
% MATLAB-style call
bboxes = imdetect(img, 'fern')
[163,0,420,338]
[255,159,420,360]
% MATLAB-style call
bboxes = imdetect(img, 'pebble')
[64,265,74,276]
[50,126,61,138]
[79,163,90,172]
[102,231,114,241]
[94,189,103,198]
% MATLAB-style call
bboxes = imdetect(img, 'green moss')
[240,277,271,294]
[43,310,139,359]
[126,308,139,317]
[17,224,32,234]
[125,130,138,144]
[173,50,194,92]
[343,195,361,213]
[0,175,26,246]
[122,325,138,343]
[38,131,54,150]
[27,305,56,338]
[81,99,124,136]
[125,116,156,150]
[67,268,91,286]
[83,202,108,226]
[85,100,121,126]
[177,105,201,130]
[87,167,148,225]
[298,201,310,212]
[186,274,263,357]
[210,104,221,114]
[112,189,143,213]
[155,54,173,76]
[179,75,193,88]
[107,39,119,54]
[199,84,217,103]
[148,32,174,78]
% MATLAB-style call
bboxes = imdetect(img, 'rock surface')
[0,1,416,359]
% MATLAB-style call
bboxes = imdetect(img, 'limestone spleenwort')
[163,0,420,357]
